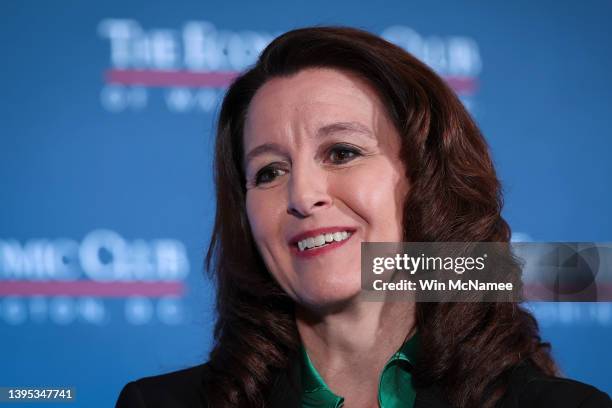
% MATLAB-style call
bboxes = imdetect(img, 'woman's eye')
[255,166,287,185]
[328,145,361,164]
[252,146,361,187]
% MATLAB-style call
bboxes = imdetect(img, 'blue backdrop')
[1,1,611,407]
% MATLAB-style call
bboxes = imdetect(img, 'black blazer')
[115,359,611,408]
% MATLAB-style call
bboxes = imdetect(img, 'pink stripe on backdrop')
[0,281,184,297]
[106,69,239,87]
[104,69,478,95]
[444,76,479,95]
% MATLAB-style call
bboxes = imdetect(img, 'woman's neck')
[295,298,416,407]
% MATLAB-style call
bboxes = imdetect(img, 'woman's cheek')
[334,160,406,240]
[246,192,268,246]
[340,162,392,207]
[246,189,287,257]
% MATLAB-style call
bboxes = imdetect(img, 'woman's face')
[243,67,409,311]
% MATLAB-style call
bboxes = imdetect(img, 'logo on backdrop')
[97,19,482,114]
[0,229,190,326]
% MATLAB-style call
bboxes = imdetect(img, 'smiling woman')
[243,67,409,310]
[115,26,611,408]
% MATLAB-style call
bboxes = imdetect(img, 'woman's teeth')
[297,231,352,252]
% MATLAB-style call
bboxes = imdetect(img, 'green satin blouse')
[300,333,419,408]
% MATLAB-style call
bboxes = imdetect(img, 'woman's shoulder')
[113,359,611,408]
[499,362,611,408]
[115,363,211,408]
[114,358,301,408]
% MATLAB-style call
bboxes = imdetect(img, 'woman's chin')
[296,280,363,313]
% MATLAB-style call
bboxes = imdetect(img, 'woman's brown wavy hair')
[205,26,557,407]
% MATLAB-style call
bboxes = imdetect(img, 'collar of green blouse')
[300,332,419,408]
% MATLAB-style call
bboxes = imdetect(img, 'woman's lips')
[290,232,354,259]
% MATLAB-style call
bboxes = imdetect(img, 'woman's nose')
[286,162,332,218]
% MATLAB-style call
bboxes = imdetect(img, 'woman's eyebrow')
[244,142,288,170]
[244,122,373,169]
[316,121,374,139]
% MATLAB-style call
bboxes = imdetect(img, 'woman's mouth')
[291,230,354,258]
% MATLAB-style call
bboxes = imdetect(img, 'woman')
[116,26,611,408]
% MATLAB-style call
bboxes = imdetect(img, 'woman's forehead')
[243,67,388,146]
